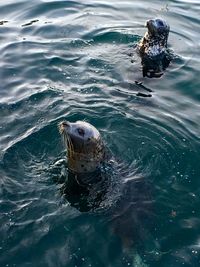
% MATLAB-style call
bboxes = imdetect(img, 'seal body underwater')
[138,18,171,78]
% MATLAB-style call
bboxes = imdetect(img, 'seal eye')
[156,19,164,27]
[77,128,85,136]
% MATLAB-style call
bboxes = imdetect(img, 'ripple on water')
[1,0,200,266]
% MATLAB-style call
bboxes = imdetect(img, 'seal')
[59,120,106,174]
[57,121,154,265]
[138,18,171,78]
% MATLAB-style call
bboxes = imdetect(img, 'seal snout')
[146,19,154,33]
[59,121,70,134]
[61,121,70,127]
[146,18,169,37]
[146,19,153,28]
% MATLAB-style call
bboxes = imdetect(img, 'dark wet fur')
[60,168,110,212]
[142,52,171,78]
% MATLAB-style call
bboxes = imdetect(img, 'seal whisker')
[68,136,74,158]
[64,134,74,158]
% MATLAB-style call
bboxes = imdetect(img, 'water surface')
[1,0,200,266]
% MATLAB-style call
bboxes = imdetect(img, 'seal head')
[146,18,169,39]
[59,120,105,174]
[138,18,170,77]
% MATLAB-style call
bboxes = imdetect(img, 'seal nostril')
[62,121,70,127]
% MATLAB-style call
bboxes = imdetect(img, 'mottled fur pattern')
[138,18,170,78]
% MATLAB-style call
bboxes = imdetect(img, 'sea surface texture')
[0,0,200,266]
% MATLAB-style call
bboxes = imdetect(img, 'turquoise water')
[1,0,200,266]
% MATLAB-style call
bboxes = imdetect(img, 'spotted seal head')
[59,120,105,174]
[138,18,171,77]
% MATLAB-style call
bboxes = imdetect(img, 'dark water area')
[1,0,200,266]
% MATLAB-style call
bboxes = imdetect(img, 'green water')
[1,0,200,266]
